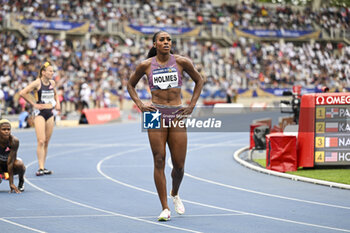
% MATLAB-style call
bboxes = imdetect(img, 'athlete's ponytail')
[147,47,157,58]
[37,60,52,80]
[147,31,163,58]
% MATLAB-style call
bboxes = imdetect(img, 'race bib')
[41,90,54,104]
[152,67,179,89]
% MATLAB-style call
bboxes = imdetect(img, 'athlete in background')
[0,119,26,193]
[20,61,61,176]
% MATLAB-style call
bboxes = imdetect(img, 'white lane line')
[16,128,234,232]
[138,213,247,219]
[23,131,350,232]
[26,144,112,166]
[184,170,350,210]
[4,214,117,220]
[234,146,350,190]
[168,147,350,211]
[26,147,203,233]
[21,143,243,148]
[102,165,153,168]
[20,143,150,147]
[28,177,106,181]
[0,218,46,233]
[1,146,101,233]
[190,143,246,147]
[20,132,239,148]
[97,142,350,232]
[4,213,246,220]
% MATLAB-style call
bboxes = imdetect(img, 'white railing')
[322,27,350,40]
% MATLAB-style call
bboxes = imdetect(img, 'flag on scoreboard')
[325,137,338,147]
[325,152,338,162]
[326,108,339,118]
[325,122,338,132]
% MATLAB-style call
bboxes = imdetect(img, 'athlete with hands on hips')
[20,61,61,176]
[127,31,204,221]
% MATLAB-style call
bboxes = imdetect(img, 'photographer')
[18,105,33,129]
[280,87,301,124]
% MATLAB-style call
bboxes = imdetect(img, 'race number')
[315,122,325,133]
[315,151,324,163]
[315,137,324,148]
[316,107,325,119]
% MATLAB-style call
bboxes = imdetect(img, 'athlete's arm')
[19,79,49,110]
[19,79,40,107]
[177,56,204,115]
[20,79,52,109]
[7,136,20,193]
[127,60,157,112]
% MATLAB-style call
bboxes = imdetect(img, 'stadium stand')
[0,0,349,117]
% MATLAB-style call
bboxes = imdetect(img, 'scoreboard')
[298,93,350,167]
[314,104,350,165]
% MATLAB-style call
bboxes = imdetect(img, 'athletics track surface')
[1,121,349,233]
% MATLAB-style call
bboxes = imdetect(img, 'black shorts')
[34,109,54,121]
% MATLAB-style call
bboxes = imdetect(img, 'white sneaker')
[158,209,171,221]
[170,190,185,215]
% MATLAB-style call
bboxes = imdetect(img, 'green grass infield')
[253,159,350,185]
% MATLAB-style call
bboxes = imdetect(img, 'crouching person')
[0,119,26,193]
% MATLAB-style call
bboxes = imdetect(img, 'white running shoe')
[170,190,185,215]
[158,209,171,221]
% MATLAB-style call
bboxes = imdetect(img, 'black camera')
[280,91,301,124]
[253,125,270,150]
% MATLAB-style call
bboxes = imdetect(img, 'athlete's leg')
[148,128,169,210]
[167,126,187,196]
[43,116,55,165]
[13,159,26,179]
[34,116,46,170]
[13,159,26,191]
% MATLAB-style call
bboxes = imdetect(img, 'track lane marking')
[3,213,246,220]
[0,218,46,233]
[97,142,350,232]
[26,147,203,233]
[20,130,350,232]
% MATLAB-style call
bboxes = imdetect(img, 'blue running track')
[1,121,349,233]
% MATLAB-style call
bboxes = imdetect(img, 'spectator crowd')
[1,1,348,32]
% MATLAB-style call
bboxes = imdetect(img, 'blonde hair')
[0,119,11,126]
[37,61,52,79]
[44,62,50,68]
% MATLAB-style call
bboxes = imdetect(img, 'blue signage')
[21,19,89,32]
[126,25,198,35]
